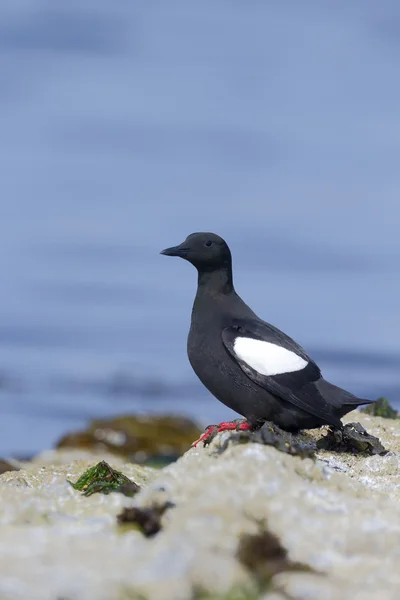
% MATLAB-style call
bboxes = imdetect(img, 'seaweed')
[316,422,388,455]
[68,461,141,497]
[361,397,398,419]
[237,522,313,589]
[217,421,316,459]
[117,501,175,537]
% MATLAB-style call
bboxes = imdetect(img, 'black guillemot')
[161,232,374,445]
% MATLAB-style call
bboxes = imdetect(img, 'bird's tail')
[313,378,374,416]
[341,396,375,407]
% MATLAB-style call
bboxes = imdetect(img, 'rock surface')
[0,459,20,475]
[0,411,399,600]
[56,414,202,465]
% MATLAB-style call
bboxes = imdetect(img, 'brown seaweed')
[117,501,175,537]
[216,421,315,459]
[57,414,202,464]
[237,522,313,588]
[316,422,388,455]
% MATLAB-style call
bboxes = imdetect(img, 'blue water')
[0,1,400,455]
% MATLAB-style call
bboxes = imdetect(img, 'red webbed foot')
[191,419,252,447]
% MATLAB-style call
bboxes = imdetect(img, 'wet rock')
[118,501,175,537]
[216,421,316,459]
[361,396,398,419]
[69,460,141,497]
[56,414,202,464]
[316,422,388,455]
[0,459,19,475]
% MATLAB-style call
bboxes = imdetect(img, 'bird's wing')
[222,319,342,427]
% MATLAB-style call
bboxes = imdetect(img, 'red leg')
[217,420,252,432]
[191,419,252,447]
[191,425,217,447]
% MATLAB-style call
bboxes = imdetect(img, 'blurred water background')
[1,0,400,455]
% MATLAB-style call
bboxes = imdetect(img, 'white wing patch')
[233,337,308,376]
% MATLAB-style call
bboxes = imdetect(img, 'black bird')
[161,232,374,444]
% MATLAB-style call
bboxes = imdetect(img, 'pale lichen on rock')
[0,411,399,599]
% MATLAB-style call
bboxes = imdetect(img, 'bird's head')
[160,232,231,271]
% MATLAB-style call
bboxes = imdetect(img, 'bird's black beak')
[160,243,189,258]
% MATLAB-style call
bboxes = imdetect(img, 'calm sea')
[0,0,399,454]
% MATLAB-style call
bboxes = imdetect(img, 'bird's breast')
[188,319,223,377]
[187,317,244,399]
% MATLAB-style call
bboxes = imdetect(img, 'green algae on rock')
[69,461,141,497]
[316,422,388,455]
[361,396,398,419]
[57,414,202,464]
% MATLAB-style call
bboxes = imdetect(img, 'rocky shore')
[0,410,399,600]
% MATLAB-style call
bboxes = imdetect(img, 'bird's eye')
[205,241,213,247]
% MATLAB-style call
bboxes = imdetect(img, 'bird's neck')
[197,266,234,296]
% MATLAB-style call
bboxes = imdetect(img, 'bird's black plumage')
[161,232,374,432]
